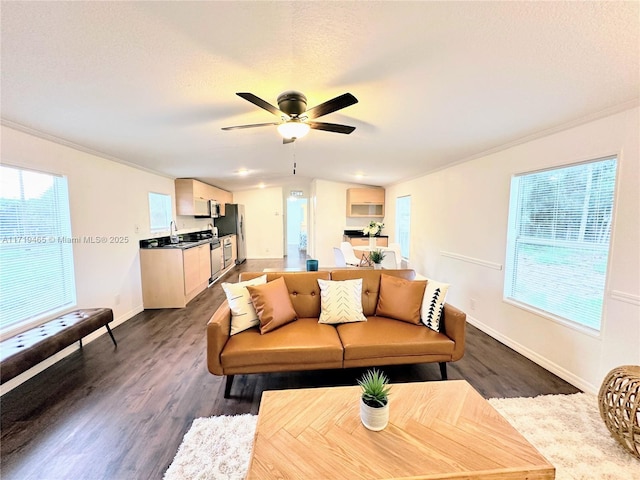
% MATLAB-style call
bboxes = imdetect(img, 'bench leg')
[439,362,448,380]
[79,338,83,349]
[224,375,234,398]
[105,324,117,347]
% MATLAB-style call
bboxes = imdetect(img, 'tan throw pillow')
[247,276,297,334]
[375,274,427,324]
[317,278,367,324]
[421,278,450,332]
[221,274,267,335]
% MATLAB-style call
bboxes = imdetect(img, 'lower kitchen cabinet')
[140,244,211,308]
[344,236,389,247]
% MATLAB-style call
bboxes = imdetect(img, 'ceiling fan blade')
[221,122,280,131]
[282,137,296,145]
[308,121,356,134]
[304,93,358,119]
[236,93,290,119]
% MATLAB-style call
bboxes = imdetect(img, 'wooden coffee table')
[246,380,554,479]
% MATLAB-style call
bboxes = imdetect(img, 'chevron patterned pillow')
[420,279,450,331]
[317,278,367,324]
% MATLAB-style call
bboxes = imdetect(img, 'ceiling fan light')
[277,121,310,139]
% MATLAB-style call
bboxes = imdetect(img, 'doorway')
[286,197,308,263]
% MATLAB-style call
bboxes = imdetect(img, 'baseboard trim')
[0,305,143,396]
[466,315,598,395]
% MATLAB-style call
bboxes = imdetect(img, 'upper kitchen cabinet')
[215,189,233,216]
[175,179,232,216]
[346,188,385,217]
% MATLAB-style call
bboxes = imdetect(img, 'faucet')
[170,220,179,243]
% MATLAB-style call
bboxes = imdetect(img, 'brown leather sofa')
[207,269,466,397]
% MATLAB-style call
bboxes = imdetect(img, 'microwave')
[210,200,221,218]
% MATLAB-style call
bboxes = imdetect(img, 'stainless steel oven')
[223,237,233,268]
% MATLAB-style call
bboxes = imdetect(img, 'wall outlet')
[134,224,140,234]
[115,294,121,305]
[470,298,477,310]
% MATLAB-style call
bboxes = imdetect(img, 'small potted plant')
[358,368,391,431]
[368,249,385,269]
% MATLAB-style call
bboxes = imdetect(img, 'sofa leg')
[439,362,448,380]
[224,375,234,398]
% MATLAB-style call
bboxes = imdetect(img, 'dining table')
[352,245,394,266]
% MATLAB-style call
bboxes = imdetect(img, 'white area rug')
[164,393,640,480]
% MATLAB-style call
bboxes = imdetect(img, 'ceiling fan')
[221,91,358,144]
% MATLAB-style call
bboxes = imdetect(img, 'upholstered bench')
[0,308,117,384]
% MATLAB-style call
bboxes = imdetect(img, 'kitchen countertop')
[139,230,218,249]
[343,233,389,238]
[141,238,214,250]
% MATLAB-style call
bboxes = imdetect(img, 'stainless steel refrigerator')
[215,204,246,264]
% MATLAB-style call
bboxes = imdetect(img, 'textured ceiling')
[1,1,638,191]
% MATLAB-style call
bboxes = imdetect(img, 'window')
[0,165,76,335]
[148,192,172,232]
[396,195,411,258]
[504,157,617,331]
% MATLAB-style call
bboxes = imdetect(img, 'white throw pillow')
[222,275,267,335]
[421,278,450,332]
[317,278,367,324]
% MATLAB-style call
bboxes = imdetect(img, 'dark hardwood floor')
[0,255,579,480]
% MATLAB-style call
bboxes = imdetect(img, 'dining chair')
[380,250,397,269]
[333,247,348,267]
[388,242,403,268]
[340,242,362,267]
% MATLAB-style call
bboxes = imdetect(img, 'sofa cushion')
[221,274,267,335]
[240,271,330,318]
[337,316,454,361]
[375,274,426,324]
[330,269,416,316]
[247,277,297,334]
[421,278,450,332]
[317,278,367,324]
[221,318,344,370]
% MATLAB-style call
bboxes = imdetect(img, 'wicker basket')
[598,365,640,459]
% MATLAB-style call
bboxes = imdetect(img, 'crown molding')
[0,119,174,180]
[389,98,640,187]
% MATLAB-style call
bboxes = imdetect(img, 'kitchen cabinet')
[175,178,232,216]
[140,243,211,308]
[345,236,389,247]
[346,188,385,217]
[183,243,211,299]
[213,188,233,215]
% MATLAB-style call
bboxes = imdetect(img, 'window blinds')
[0,165,76,333]
[396,195,411,259]
[504,157,617,331]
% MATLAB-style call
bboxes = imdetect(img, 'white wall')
[1,125,204,392]
[384,107,640,393]
[233,187,284,259]
[310,179,384,267]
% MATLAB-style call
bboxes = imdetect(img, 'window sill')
[502,297,602,339]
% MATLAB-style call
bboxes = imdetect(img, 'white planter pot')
[373,263,382,270]
[360,398,389,431]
